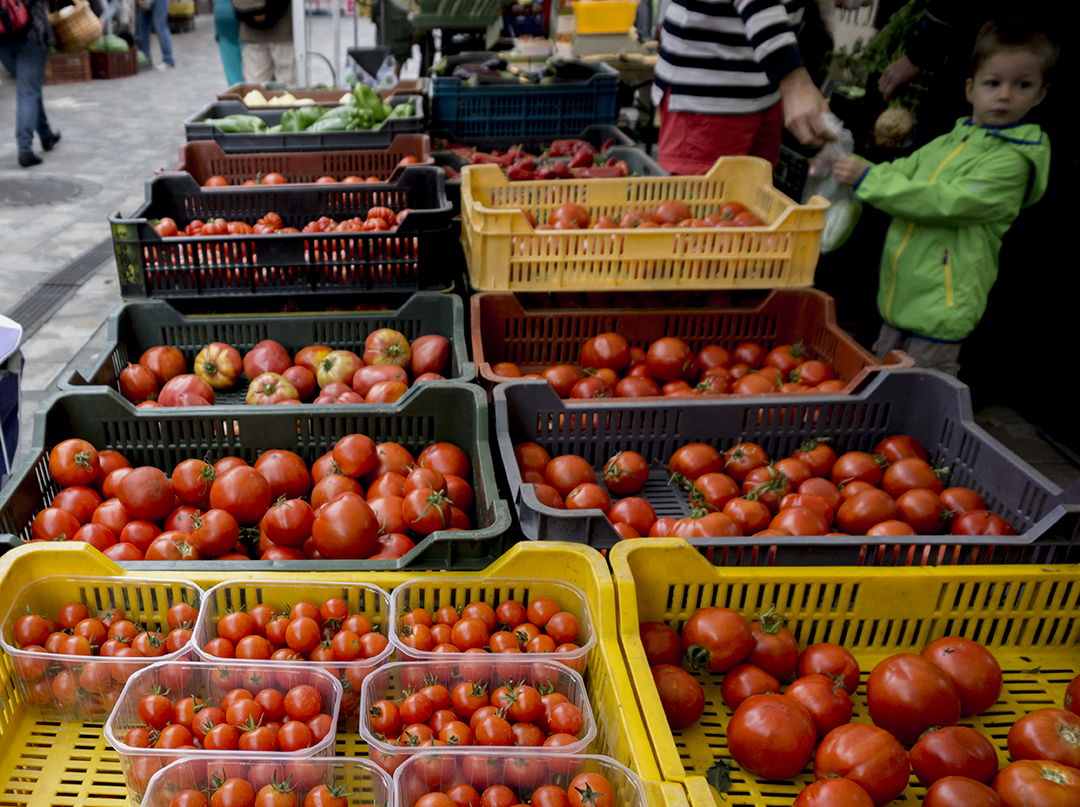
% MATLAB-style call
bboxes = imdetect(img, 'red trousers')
[657,91,783,175]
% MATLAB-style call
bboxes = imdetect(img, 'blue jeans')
[137,0,175,66]
[0,37,54,155]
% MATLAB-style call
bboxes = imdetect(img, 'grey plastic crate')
[59,293,474,406]
[0,383,513,570]
[183,96,424,153]
[494,371,1080,563]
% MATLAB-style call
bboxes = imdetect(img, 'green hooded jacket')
[854,117,1050,342]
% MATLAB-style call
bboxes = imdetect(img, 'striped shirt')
[652,0,806,115]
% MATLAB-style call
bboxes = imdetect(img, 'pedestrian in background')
[136,0,176,69]
[0,0,61,167]
[233,0,294,84]
[214,0,243,85]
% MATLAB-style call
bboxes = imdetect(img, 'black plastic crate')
[0,384,513,570]
[183,97,424,153]
[493,371,1080,563]
[109,167,454,299]
[59,293,474,404]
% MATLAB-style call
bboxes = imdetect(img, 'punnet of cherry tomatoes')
[388,580,595,676]
[120,328,454,407]
[395,750,648,807]
[30,433,478,562]
[639,597,1080,807]
[0,588,202,721]
[138,756,392,807]
[358,658,595,776]
[494,334,846,398]
[191,581,391,723]
[513,432,1017,542]
[102,660,341,795]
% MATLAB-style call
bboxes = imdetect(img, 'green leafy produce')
[828,0,929,87]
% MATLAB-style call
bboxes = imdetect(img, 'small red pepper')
[568,149,594,169]
[599,138,616,153]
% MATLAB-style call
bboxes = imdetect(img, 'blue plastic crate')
[431,64,619,139]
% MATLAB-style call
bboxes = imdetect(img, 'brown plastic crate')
[44,49,91,85]
[90,46,138,79]
[471,288,913,396]
[169,135,434,185]
[217,79,425,105]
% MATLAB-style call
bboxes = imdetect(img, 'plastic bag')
[354,53,398,91]
[803,111,862,253]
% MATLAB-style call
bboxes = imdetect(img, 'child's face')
[966,49,1048,127]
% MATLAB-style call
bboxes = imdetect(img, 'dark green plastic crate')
[0,384,513,570]
[58,293,474,405]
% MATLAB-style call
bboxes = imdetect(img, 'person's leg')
[218,38,244,85]
[153,0,175,66]
[899,336,962,377]
[871,322,904,361]
[242,42,273,83]
[137,4,153,62]
[16,41,57,148]
[7,42,42,159]
[269,40,294,85]
[747,101,783,167]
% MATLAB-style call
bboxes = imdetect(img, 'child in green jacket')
[833,20,1055,376]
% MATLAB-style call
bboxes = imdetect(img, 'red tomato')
[866,653,962,744]
[1066,674,1080,716]
[721,663,780,711]
[669,443,724,482]
[921,636,1002,715]
[580,333,630,372]
[992,760,1080,807]
[835,489,899,535]
[784,674,854,742]
[745,608,799,680]
[1007,709,1080,768]
[681,607,752,673]
[210,466,272,526]
[873,435,928,464]
[924,777,1001,807]
[831,451,886,487]
[645,338,694,382]
[602,451,649,495]
[117,466,175,522]
[548,203,591,229]
[728,693,816,780]
[792,779,875,807]
[813,723,910,807]
[882,456,947,498]
[639,622,683,667]
[723,442,769,484]
[951,510,1016,536]
[650,663,705,729]
[910,725,999,786]
[544,455,596,499]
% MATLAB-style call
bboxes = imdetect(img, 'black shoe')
[18,153,42,167]
[42,131,61,151]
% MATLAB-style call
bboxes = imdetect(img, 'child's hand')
[833,156,868,186]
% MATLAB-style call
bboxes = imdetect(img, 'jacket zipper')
[884,137,969,320]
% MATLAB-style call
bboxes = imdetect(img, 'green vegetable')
[827,0,929,87]
[306,116,352,132]
[386,102,414,120]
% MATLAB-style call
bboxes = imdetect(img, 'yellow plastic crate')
[574,0,640,33]
[611,538,1080,807]
[0,542,690,807]
[460,156,828,292]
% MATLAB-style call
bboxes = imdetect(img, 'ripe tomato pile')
[200,594,388,716]
[121,674,335,793]
[526,199,763,231]
[494,334,842,398]
[153,207,411,238]
[201,156,421,187]
[118,329,451,407]
[514,433,1016,539]
[158,768,377,807]
[30,434,476,561]
[365,668,588,776]
[8,600,197,718]
[402,764,619,807]
[393,596,586,671]
[643,606,1080,806]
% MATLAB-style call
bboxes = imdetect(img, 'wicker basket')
[49,0,103,54]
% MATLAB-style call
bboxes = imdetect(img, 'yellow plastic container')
[0,542,690,807]
[574,0,640,33]
[611,538,1080,807]
[460,156,828,291]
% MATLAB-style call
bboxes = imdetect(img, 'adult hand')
[878,55,922,101]
[833,155,869,186]
[778,67,833,147]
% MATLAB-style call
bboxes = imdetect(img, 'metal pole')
[293,0,307,85]
[332,0,341,86]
